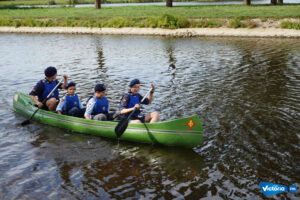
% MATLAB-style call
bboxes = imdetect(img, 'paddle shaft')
[44,79,64,101]
[27,79,63,122]
[128,87,153,117]
[141,87,153,104]
[112,87,153,120]
[115,87,153,138]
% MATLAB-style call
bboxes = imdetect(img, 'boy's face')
[46,74,57,82]
[67,86,76,96]
[95,91,106,98]
[130,84,140,94]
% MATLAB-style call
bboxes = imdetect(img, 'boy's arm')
[145,84,155,104]
[84,98,95,120]
[56,96,66,114]
[61,75,68,89]
[29,80,44,108]
[120,94,137,115]
[29,95,43,108]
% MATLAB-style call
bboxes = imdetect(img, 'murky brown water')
[0,33,299,199]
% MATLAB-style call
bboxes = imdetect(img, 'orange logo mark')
[185,118,196,130]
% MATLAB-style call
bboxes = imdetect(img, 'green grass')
[1,5,300,19]
[0,0,233,6]
[0,5,299,29]
[0,14,217,28]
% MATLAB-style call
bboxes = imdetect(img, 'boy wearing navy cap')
[119,79,159,123]
[29,66,68,111]
[56,82,85,117]
[84,84,119,121]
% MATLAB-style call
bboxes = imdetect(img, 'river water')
[0,33,299,199]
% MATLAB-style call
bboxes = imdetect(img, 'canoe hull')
[13,91,203,148]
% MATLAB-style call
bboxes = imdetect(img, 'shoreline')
[0,26,300,38]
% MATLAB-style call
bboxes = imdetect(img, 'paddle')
[21,79,64,126]
[115,87,153,138]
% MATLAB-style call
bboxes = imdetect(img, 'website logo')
[259,182,287,196]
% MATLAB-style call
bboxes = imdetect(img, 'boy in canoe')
[84,84,119,121]
[119,79,159,123]
[56,82,86,117]
[29,66,68,111]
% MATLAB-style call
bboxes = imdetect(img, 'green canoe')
[13,91,203,148]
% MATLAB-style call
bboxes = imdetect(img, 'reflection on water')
[0,33,299,199]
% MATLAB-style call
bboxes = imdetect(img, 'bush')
[95,21,103,28]
[245,20,257,29]
[35,21,45,27]
[194,19,222,28]
[153,14,190,29]
[14,20,21,28]
[177,17,190,28]
[281,20,300,30]
[65,19,72,26]
[48,0,56,5]
[24,18,37,27]
[45,19,54,27]
[158,14,178,29]
[68,0,78,5]
[104,17,134,28]
[261,17,267,23]
[0,18,13,26]
[228,18,245,28]
[147,17,159,28]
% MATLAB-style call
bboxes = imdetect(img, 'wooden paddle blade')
[115,118,129,138]
[21,119,31,126]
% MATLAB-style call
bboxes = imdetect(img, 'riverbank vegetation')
[0,0,235,6]
[280,20,300,29]
[0,5,299,29]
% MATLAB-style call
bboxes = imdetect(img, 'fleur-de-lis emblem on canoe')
[185,118,196,130]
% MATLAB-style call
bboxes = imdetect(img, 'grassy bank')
[0,0,89,6]
[1,5,300,18]
[0,5,299,29]
[0,0,234,6]
[0,0,157,6]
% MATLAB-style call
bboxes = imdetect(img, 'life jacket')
[65,94,80,111]
[42,79,59,101]
[126,93,140,117]
[87,95,109,115]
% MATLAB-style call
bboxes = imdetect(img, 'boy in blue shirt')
[84,84,119,121]
[29,66,68,111]
[56,82,85,118]
[119,79,159,123]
